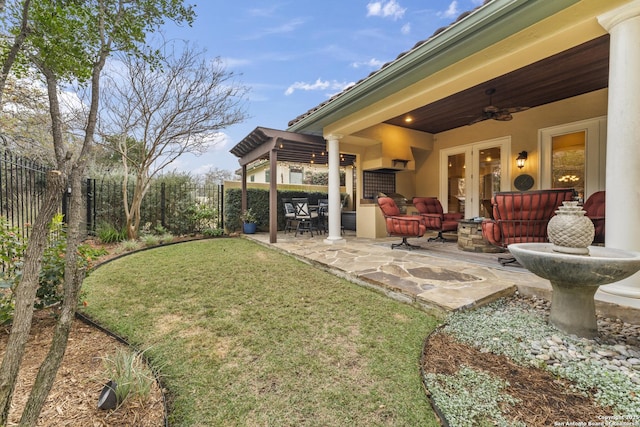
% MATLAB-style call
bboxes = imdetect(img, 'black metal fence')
[0,150,50,238]
[87,179,225,235]
[1,149,224,238]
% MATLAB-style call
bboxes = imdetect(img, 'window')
[250,175,255,182]
[265,169,270,183]
[289,167,303,184]
[539,117,605,203]
[552,132,585,200]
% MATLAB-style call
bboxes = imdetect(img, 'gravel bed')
[442,293,640,417]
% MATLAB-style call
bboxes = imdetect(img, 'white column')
[598,1,640,298]
[324,134,345,244]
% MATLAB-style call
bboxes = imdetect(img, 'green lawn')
[81,238,441,426]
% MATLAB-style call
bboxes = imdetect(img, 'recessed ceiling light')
[404,116,413,123]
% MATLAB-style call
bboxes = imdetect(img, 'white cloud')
[401,22,411,35]
[284,78,353,96]
[243,17,307,40]
[438,1,459,19]
[247,5,280,17]
[203,132,233,151]
[221,57,251,68]
[366,1,406,20]
[351,58,385,69]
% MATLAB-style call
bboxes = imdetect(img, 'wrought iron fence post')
[85,178,94,234]
[219,183,224,230]
[161,182,166,229]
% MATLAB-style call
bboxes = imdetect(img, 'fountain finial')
[547,201,595,255]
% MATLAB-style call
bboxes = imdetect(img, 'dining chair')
[317,198,329,234]
[292,197,319,236]
[282,199,297,233]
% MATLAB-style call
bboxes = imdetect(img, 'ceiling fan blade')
[493,112,513,121]
[502,106,530,114]
[468,114,490,125]
[468,89,529,125]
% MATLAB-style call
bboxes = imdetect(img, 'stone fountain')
[508,201,640,338]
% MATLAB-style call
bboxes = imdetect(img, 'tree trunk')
[0,171,65,425]
[125,175,148,240]
[0,0,30,106]
[19,167,86,426]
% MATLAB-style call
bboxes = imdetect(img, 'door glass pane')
[447,153,465,216]
[552,131,585,201]
[478,147,501,218]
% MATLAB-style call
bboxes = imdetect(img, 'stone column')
[598,0,640,298]
[324,134,345,244]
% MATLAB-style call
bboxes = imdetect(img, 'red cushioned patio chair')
[377,197,426,250]
[481,188,575,265]
[583,190,605,244]
[412,197,463,242]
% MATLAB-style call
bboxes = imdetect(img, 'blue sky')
[163,0,484,175]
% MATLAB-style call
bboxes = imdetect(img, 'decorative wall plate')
[514,174,534,191]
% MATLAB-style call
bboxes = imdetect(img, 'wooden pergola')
[229,127,355,243]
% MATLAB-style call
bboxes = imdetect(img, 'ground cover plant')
[80,238,441,426]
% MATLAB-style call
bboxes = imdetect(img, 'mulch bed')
[0,309,165,426]
[421,331,613,426]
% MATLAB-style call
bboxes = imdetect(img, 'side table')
[457,219,503,253]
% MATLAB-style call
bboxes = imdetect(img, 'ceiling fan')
[468,88,529,125]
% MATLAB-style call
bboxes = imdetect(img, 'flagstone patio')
[246,231,640,324]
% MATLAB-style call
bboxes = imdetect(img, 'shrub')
[97,222,126,244]
[186,202,218,233]
[114,240,142,254]
[0,215,103,318]
[101,347,156,407]
[140,234,160,247]
[202,228,224,237]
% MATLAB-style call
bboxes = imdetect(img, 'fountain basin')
[508,243,640,338]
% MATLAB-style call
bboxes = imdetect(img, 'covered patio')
[282,0,640,303]
[229,127,355,244]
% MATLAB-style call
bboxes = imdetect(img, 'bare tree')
[101,41,248,239]
[200,166,235,185]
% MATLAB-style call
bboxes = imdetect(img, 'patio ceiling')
[230,127,356,167]
[384,35,610,134]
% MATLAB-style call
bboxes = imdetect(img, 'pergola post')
[269,144,278,244]
[241,164,247,225]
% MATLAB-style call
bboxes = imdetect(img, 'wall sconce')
[516,151,528,169]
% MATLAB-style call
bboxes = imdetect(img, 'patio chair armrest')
[444,212,463,221]
[481,220,502,247]
[420,213,443,229]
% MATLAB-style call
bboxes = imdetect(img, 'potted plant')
[241,208,257,234]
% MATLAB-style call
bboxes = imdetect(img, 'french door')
[440,137,511,218]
